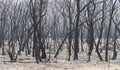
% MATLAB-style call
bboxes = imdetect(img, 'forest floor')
[0,42,120,70]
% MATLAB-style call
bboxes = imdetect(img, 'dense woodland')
[0,0,120,64]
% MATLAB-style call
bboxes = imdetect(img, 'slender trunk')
[105,22,111,61]
[68,1,72,61]
[87,24,94,61]
[112,26,117,60]
[81,27,84,52]
[95,29,103,61]
[105,0,116,61]
[2,42,5,55]
[74,0,80,60]
[68,31,72,61]
[87,4,94,61]
[95,0,105,61]
[32,12,37,57]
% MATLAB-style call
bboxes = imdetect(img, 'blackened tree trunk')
[95,0,105,61]
[112,26,117,60]
[33,21,38,62]
[32,4,37,57]
[87,1,95,61]
[68,0,72,61]
[30,0,47,63]
[87,24,94,61]
[105,0,116,61]
[80,27,84,52]
[74,0,80,60]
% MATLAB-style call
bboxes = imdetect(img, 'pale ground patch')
[0,39,120,70]
[0,50,120,70]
